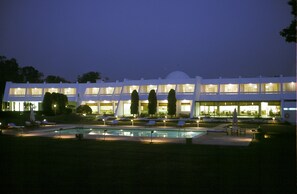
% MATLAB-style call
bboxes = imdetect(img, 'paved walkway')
[1,124,254,146]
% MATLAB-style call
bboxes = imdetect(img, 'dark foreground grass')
[0,125,295,194]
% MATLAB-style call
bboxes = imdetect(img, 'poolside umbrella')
[30,105,35,122]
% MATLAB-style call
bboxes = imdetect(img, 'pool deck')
[1,124,255,146]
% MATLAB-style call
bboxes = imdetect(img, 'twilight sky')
[0,0,295,82]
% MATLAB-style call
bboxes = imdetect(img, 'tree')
[19,66,44,83]
[280,0,296,42]
[167,89,177,117]
[130,90,139,116]
[148,89,157,116]
[76,105,92,114]
[45,75,70,83]
[0,56,22,111]
[42,92,53,115]
[42,92,68,115]
[77,71,101,83]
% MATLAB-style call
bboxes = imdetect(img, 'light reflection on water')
[59,128,204,139]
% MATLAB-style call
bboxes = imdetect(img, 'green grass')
[0,125,295,193]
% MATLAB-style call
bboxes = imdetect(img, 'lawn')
[0,124,295,193]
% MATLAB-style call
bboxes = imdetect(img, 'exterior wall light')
[131,119,134,126]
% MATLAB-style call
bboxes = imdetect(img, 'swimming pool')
[57,128,204,139]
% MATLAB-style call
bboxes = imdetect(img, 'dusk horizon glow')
[0,0,295,82]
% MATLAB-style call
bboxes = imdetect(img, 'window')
[181,103,191,112]
[241,83,258,93]
[100,102,114,114]
[201,84,218,93]
[9,88,26,96]
[283,82,296,92]
[220,84,238,93]
[263,83,279,93]
[44,88,60,93]
[158,84,176,93]
[177,84,195,93]
[123,85,139,93]
[27,88,43,96]
[61,88,76,95]
[100,87,114,95]
[85,88,99,95]
[114,87,122,94]
[139,85,157,93]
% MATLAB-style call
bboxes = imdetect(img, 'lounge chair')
[177,120,185,127]
[108,120,119,125]
[145,120,156,127]
[41,120,56,125]
[25,121,42,127]
[7,123,24,129]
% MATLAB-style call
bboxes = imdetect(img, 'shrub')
[76,105,92,114]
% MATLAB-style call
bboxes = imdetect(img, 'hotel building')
[2,71,296,123]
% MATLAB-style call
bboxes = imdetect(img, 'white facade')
[2,71,296,123]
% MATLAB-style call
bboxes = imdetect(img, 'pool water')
[57,128,204,139]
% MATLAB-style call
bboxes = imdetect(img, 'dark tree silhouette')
[42,92,68,115]
[45,75,70,83]
[77,71,101,83]
[42,92,53,115]
[19,66,44,83]
[280,0,296,42]
[0,56,22,110]
[130,90,139,116]
[167,89,177,117]
[76,105,92,114]
[148,89,157,116]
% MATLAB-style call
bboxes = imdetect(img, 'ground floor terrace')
[4,99,295,121]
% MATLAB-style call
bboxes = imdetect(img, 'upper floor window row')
[201,82,296,94]
[9,88,77,96]
[85,87,122,95]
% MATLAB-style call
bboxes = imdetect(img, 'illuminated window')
[201,84,218,93]
[283,82,296,92]
[99,102,114,114]
[158,84,176,93]
[220,84,238,93]
[263,83,279,93]
[9,88,26,96]
[181,102,191,112]
[85,88,99,95]
[123,85,139,93]
[44,88,60,93]
[198,102,218,116]
[241,83,258,93]
[61,88,76,95]
[114,87,122,94]
[99,87,114,95]
[158,102,168,113]
[140,85,157,93]
[177,84,195,93]
[27,88,43,96]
